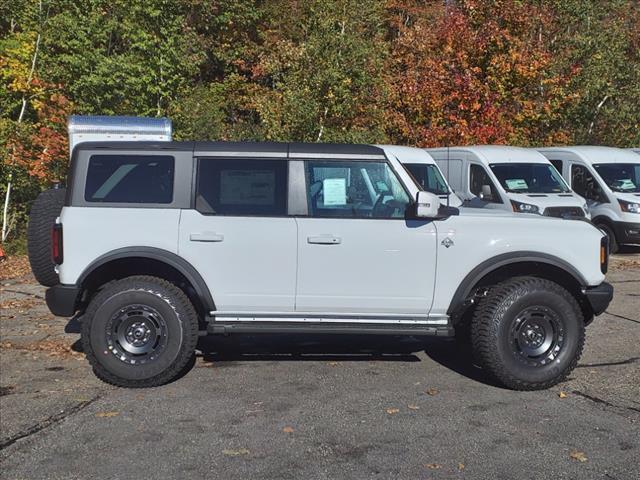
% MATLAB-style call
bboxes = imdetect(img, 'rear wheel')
[82,276,199,388]
[471,277,584,390]
[27,187,66,286]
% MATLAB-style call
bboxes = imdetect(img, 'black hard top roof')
[74,141,385,157]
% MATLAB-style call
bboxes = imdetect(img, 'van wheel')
[597,223,618,254]
[82,276,199,388]
[471,277,584,391]
[27,187,66,286]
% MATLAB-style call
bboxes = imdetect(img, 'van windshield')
[403,163,450,195]
[593,163,640,193]
[489,163,569,193]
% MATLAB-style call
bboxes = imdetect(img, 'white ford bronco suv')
[27,120,613,390]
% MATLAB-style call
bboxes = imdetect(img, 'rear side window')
[85,155,174,203]
[196,159,288,216]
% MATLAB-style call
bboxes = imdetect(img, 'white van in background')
[426,146,589,219]
[537,146,640,252]
[377,145,463,207]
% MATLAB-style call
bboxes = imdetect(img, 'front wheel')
[471,277,585,390]
[82,276,199,388]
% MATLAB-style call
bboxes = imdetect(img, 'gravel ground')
[0,253,638,480]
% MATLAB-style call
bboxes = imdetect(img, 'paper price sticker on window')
[323,178,347,206]
[505,178,528,190]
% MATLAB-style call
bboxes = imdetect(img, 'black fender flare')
[447,251,588,317]
[77,247,215,312]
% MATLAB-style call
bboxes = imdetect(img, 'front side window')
[571,164,607,202]
[404,163,449,195]
[85,155,174,203]
[490,163,569,194]
[593,163,640,193]
[469,164,502,203]
[306,161,410,218]
[196,159,288,215]
[550,160,563,175]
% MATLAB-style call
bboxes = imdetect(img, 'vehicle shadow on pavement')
[195,334,501,388]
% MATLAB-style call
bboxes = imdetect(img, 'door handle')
[190,232,224,242]
[307,235,341,245]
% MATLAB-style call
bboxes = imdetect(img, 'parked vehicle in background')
[537,146,640,253]
[378,145,462,207]
[426,146,589,219]
[27,117,613,391]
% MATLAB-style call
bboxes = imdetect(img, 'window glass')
[550,160,563,175]
[85,155,174,203]
[593,163,640,193]
[306,161,410,218]
[404,163,450,195]
[469,164,502,203]
[571,164,607,202]
[489,163,569,193]
[196,159,287,215]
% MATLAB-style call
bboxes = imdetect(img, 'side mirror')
[415,191,440,218]
[479,184,493,201]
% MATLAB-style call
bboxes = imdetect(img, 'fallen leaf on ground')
[425,388,439,396]
[223,448,250,456]
[559,391,568,398]
[95,411,119,418]
[328,361,339,366]
[407,405,420,410]
[570,450,588,462]
[458,463,465,470]
[282,426,294,433]
[425,463,442,469]
[386,408,400,414]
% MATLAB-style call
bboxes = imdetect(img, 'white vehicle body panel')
[427,146,589,218]
[295,217,437,314]
[537,146,640,225]
[178,213,298,312]
[58,207,180,284]
[429,213,605,315]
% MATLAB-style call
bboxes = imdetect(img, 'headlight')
[619,200,640,213]
[510,200,540,214]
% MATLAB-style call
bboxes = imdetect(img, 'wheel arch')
[77,247,215,317]
[447,252,592,323]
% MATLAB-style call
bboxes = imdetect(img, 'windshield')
[404,163,450,195]
[593,163,640,193]
[489,163,570,193]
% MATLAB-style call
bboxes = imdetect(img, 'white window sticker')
[323,178,347,206]
[220,170,275,205]
[616,179,636,191]
[505,178,528,190]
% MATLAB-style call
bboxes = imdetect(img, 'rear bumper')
[612,221,640,245]
[45,284,80,317]
[584,282,613,316]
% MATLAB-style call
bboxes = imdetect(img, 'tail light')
[600,235,608,274]
[52,223,63,265]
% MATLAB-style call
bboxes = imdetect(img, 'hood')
[507,192,585,210]
[612,191,640,203]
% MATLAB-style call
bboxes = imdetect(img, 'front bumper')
[584,282,614,316]
[45,284,80,317]
[612,221,640,245]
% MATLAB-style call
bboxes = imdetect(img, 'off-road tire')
[471,277,585,391]
[597,222,618,254]
[82,276,199,388]
[27,187,66,286]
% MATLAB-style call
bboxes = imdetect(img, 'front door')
[179,157,297,312]
[295,159,437,315]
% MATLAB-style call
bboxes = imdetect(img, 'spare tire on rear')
[27,187,66,286]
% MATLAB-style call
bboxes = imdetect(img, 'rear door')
[178,147,297,312]
[294,154,437,315]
